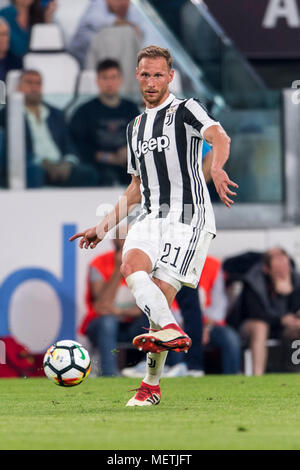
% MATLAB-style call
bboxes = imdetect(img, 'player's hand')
[211,168,238,208]
[69,226,101,249]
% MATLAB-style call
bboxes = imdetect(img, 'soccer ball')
[43,340,91,387]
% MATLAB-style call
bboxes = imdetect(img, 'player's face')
[136,57,174,108]
[97,68,122,97]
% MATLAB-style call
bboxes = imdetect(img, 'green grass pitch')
[0,374,300,450]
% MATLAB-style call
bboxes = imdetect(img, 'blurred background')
[1,0,300,378]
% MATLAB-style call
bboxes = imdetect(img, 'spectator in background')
[0,17,22,81]
[17,69,98,187]
[85,18,142,97]
[70,0,143,67]
[69,59,140,186]
[239,247,300,375]
[200,256,241,374]
[0,0,57,58]
[80,228,147,376]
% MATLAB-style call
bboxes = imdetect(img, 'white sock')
[126,271,177,328]
[143,319,168,386]
[144,351,168,386]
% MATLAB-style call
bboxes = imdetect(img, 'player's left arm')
[204,125,238,208]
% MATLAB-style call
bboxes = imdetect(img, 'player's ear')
[168,68,175,83]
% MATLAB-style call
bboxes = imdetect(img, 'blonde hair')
[137,45,173,70]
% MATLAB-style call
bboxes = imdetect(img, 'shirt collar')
[145,93,175,113]
[26,104,49,121]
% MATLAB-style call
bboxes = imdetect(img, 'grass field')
[0,374,300,450]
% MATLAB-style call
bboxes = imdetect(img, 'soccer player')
[70,45,238,406]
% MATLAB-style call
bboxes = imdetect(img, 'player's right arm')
[69,175,141,249]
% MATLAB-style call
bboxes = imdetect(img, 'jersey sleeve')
[126,122,140,176]
[183,99,220,139]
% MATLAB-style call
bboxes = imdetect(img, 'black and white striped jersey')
[126,93,220,235]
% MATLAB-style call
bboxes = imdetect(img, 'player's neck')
[145,92,173,111]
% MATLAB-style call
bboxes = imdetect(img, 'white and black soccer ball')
[43,340,91,387]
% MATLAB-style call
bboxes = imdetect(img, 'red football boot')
[126,381,161,407]
[132,323,192,354]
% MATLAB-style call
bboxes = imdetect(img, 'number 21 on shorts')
[160,243,181,268]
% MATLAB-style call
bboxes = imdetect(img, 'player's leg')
[122,220,191,406]
[122,247,192,353]
[126,315,190,407]
[122,249,173,406]
[126,351,167,407]
[130,275,192,354]
[121,218,179,326]
[123,274,180,406]
[121,249,183,335]
[122,251,190,406]
[145,226,214,357]
[122,217,194,354]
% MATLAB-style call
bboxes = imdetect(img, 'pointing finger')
[69,232,84,242]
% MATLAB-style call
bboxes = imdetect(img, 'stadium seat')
[77,70,98,95]
[23,24,80,108]
[29,24,64,51]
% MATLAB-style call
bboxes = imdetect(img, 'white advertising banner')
[0,188,123,353]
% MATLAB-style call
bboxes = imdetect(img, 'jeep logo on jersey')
[136,136,170,158]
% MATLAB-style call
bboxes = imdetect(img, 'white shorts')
[122,216,214,290]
